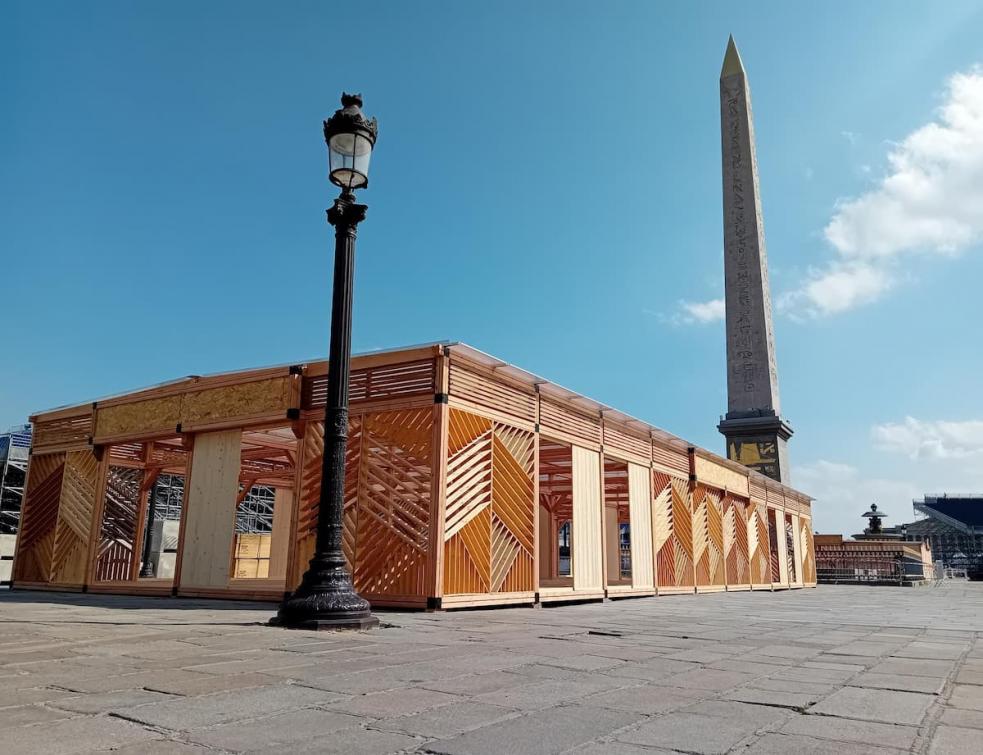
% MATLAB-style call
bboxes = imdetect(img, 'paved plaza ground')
[2,584,983,754]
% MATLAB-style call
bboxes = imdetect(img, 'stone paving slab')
[184,709,367,751]
[808,686,935,725]
[2,583,983,753]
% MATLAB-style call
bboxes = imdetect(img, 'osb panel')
[694,456,749,497]
[183,376,293,427]
[94,376,293,441]
[95,395,183,440]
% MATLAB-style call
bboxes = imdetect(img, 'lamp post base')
[272,555,379,631]
[270,615,380,631]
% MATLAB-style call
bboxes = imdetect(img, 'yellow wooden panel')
[235,560,259,579]
[628,462,654,590]
[571,445,602,591]
[179,430,241,589]
[694,455,749,497]
[182,376,293,429]
[95,395,183,440]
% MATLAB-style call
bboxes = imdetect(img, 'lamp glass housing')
[329,131,373,190]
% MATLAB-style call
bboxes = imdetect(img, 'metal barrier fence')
[816,555,936,585]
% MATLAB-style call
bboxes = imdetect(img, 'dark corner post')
[138,478,159,578]
[274,93,379,630]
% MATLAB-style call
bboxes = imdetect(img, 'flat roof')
[30,340,812,503]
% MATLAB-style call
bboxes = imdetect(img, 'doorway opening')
[539,439,573,587]
[604,458,631,586]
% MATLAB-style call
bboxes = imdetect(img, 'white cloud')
[784,68,983,317]
[795,460,920,535]
[778,262,892,318]
[679,298,725,324]
[654,298,725,326]
[841,130,859,145]
[871,416,983,460]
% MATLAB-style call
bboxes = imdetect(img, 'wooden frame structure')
[12,342,816,608]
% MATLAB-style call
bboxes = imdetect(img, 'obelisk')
[716,36,793,483]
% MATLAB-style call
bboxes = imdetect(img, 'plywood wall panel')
[694,456,749,497]
[571,445,603,591]
[179,430,241,590]
[628,462,654,590]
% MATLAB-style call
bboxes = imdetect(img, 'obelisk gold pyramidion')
[716,36,793,483]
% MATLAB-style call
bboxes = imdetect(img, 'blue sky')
[4,1,983,535]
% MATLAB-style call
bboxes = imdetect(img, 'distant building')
[814,502,934,585]
[886,495,983,575]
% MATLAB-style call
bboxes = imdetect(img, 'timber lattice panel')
[540,399,601,447]
[443,408,535,595]
[51,450,99,584]
[785,515,799,584]
[723,494,750,587]
[95,466,143,582]
[800,517,816,583]
[32,414,92,450]
[292,409,433,597]
[767,509,782,583]
[13,453,65,582]
[302,360,435,410]
[353,409,432,596]
[693,485,726,587]
[652,443,689,478]
[652,471,694,589]
[448,362,537,424]
[748,502,770,584]
[603,424,650,462]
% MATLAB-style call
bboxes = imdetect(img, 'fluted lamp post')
[274,93,379,630]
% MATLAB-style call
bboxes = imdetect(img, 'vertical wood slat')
[627,462,654,590]
[571,445,602,591]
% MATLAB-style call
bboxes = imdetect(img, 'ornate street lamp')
[274,93,379,630]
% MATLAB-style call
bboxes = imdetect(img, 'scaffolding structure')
[0,425,31,535]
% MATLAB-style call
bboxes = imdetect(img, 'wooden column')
[571,445,602,593]
[628,462,654,591]
[177,430,241,592]
[268,488,293,580]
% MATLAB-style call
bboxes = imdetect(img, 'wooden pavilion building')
[12,342,816,609]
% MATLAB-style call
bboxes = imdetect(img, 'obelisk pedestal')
[715,36,793,483]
